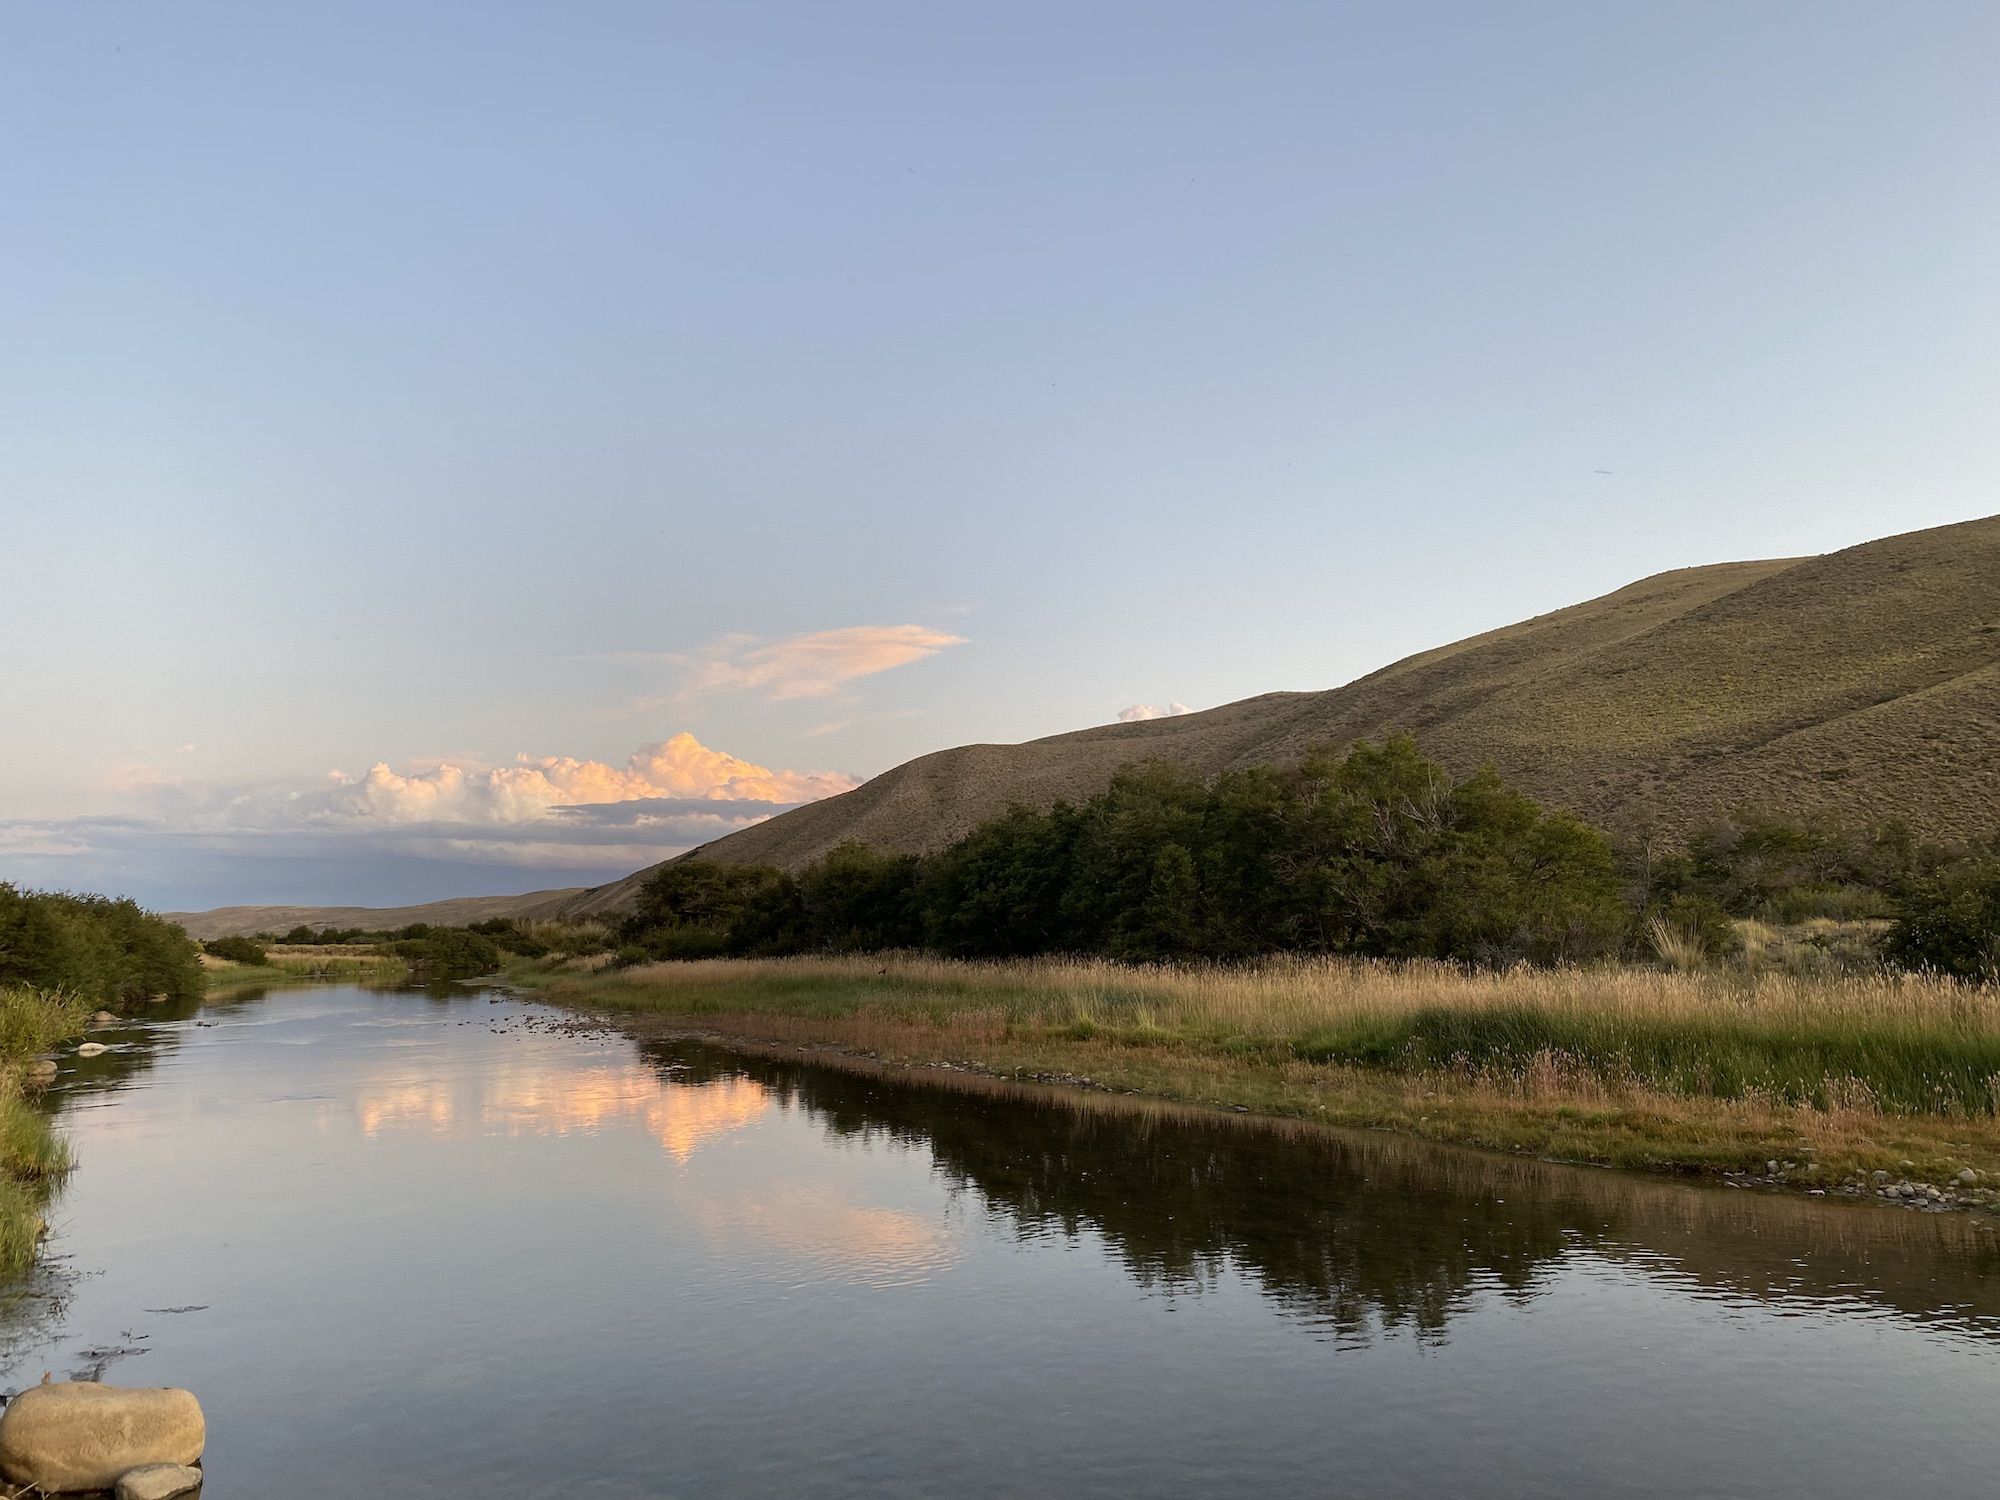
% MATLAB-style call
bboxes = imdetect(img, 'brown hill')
[168,888,588,942]
[566,513,2000,914]
[183,513,2000,935]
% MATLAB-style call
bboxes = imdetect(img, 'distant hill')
[168,888,587,942]
[183,514,2000,936]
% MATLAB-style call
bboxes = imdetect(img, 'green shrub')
[385,929,502,981]
[1882,861,2000,980]
[203,935,268,966]
[0,885,200,1004]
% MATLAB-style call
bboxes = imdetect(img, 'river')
[5,981,1998,1497]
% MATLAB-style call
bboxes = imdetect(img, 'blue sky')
[4,1,1996,909]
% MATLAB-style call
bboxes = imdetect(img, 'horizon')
[7,2,1997,911]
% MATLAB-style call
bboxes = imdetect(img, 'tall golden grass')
[606,951,1998,1038]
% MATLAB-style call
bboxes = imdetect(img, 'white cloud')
[42,732,860,880]
[322,733,853,826]
[674,624,966,702]
[1117,702,1194,722]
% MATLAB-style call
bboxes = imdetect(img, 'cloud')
[12,733,860,904]
[1117,702,1194,722]
[324,733,853,825]
[674,625,966,702]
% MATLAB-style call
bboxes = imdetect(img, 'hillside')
[566,513,2000,914]
[168,888,588,942]
[184,514,2000,935]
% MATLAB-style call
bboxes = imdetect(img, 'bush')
[1881,861,2000,980]
[0,885,201,1004]
[385,929,502,981]
[203,936,268,966]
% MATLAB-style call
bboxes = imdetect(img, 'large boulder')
[0,1381,204,1493]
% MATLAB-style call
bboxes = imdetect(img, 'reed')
[518,954,2000,1184]
[0,986,90,1275]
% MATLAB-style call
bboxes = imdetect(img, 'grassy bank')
[513,953,2000,1194]
[201,947,409,992]
[0,987,91,1275]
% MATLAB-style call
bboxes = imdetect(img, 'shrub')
[1881,861,2000,980]
[202,936,268,966]
[385,929,502,981]
[0,885,201,1004]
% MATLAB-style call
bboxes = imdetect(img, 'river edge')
[502,965,2000,1217]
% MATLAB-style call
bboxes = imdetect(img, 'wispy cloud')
[673,624,966,702]
[1117,701,1194,722]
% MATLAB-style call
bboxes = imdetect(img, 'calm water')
[6,983,1999,1498]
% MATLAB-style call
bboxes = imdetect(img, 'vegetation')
[384,927,503,981]
[608,740,2000,981]
[1878,860,2000,982]
[203,935,267,966]
[517,952,2000,1187]
[201,948,409,991]
[0,884,202,1005]
[619,739,1629,966]
[655,517,2000,880]
[0,884,200,1275]
[495,741,2000,1187]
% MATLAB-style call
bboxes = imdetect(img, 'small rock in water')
[117,1462,204,1500]
[75,1043,110,1058]
[90,1012,118,1026]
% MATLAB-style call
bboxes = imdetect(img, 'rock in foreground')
[116,1462,204,1500]
[0,1381,204,1493]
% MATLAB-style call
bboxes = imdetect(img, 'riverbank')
[201,948,408,992]
[0,987,90,1275]
[511,953,2000,1203]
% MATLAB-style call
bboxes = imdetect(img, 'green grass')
[0,987,91,1276]
[202,951,408,991]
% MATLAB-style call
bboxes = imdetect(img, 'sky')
[3,1,1996,911]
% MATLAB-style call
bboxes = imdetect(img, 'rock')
[0,1381,204,1493]
[90,1012,118,1026]
[1958,1169,1977,1185]
[1871,1170,1890,1184]
[116,1463,204,1500]
[25,1060,58,1084]
[75,1043,110,1059]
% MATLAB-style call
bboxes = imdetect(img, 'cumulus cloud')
[16,733,861,900]
[323,733,854,826]
[1117,702,1194,722]
[674,625,966,702]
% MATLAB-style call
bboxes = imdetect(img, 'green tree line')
[611,737,2000,975]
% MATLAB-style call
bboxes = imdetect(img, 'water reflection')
[356,1060,772,1161]
[11,985,2000,1499]
[639,1038,2000,1345]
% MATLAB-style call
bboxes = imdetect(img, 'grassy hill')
[561,514,1998,916]
[168,888,588,942]
[182,513,2000,934]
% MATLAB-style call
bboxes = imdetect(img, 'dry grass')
[519,953,2000,1186]
[599,951,1997,1047]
